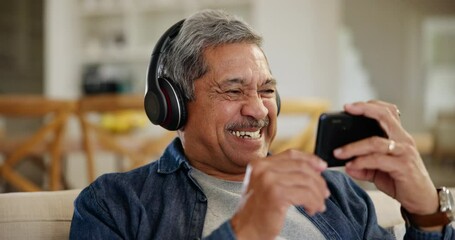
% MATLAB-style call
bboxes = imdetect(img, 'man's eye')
[260,89,275,95]
[226,89,242,94]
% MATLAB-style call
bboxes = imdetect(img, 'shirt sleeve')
[69,186,123,240]
[203,220,237,240]
[404,224,455,240]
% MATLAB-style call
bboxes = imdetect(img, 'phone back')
[314,112,387,167]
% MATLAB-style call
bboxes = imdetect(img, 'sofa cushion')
[367,189,403,227]
[0,188,453,239]
[0,189,81,240]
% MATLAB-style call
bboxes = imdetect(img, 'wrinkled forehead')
[203,43,273,85]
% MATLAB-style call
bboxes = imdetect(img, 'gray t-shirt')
[190,168,325,239]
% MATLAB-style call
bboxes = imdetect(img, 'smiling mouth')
[227,117,269,140]
[229,129,261,139]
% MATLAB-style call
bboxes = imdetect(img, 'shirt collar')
[157,137,192,174]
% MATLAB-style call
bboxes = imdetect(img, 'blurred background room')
[0,0,454,192]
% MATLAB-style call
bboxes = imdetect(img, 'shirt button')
[198,195,207,202]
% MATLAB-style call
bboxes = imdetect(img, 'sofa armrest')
[0,189,81,240]
[0,187,453,239]
[367,190,404,227]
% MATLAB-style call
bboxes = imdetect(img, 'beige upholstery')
[367,190,403,228]
[0,188,453,239]
[0,189,80,240]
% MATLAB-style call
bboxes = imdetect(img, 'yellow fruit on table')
[100,110,147,133]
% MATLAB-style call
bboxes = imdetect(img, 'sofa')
[0,189,80,239]
[0,188,453,239]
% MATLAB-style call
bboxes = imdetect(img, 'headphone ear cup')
[158,77,187,130]
[144,87,166,126]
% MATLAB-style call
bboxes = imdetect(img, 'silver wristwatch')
[401,187,454,228]
[439,187,454,221]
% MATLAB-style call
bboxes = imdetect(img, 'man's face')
[179,43,278,180]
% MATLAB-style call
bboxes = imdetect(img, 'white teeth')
[230,130,261,139]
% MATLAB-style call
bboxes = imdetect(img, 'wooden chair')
[76,94,175,183]
[270,98,330,154]
[0,95,76,191]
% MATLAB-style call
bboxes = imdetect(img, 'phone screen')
[314,112,387,167]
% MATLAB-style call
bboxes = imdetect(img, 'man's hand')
[334,100,441,231]
[231,150,329,240]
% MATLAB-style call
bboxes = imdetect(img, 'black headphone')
[144,19,281,131]
[144,19,186,131]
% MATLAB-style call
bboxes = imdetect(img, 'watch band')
[401,207,451,228]
[400,187,453,228]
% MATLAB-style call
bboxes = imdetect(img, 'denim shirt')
[70,138,454,239]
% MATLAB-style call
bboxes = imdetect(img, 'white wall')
[343,0,455,131]
[254,0,342,108]
[45,0,342,105]
[44,0,81,99]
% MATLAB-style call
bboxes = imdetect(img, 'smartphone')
[314,112,387,167]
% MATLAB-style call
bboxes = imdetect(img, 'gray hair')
[162,9,263,102]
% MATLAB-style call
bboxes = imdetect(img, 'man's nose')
[241,94,268,120]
